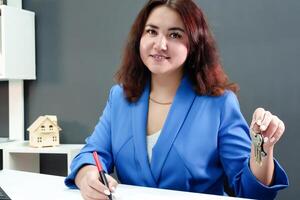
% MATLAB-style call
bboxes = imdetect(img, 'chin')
[146,66,167,74]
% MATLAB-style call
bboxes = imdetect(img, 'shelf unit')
[1,141,83,174]
[0,0,83,174]
[0,1,35,141]
[0,5,35,80]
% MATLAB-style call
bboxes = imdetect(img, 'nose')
[154,35,167,51]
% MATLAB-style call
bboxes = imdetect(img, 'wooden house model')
[27,115,62,147]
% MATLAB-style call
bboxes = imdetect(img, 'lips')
[150,54,170,61]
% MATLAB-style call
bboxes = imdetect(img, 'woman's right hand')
[75,165,118,200]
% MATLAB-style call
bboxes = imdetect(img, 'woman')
[65,0,288,199]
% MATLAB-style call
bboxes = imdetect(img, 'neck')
[150,71,183,102]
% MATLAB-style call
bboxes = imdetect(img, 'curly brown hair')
[115,0,239,102]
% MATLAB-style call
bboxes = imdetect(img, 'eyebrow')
[145,24,185,33]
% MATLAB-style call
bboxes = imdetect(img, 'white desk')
[0,169,247,200]
[0,141,83,174]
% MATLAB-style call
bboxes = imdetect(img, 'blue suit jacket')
[65,76,288,199]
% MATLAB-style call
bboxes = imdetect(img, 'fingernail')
[270,137,276,143]
[104,190,111,195]
[264,137,269,143]
[260,125,266,131]
[111,186,116,192]
[256,120,262,125]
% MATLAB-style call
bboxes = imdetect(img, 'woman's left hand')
[250,108,285,151]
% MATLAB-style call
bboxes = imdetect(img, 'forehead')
[146,6,185,29]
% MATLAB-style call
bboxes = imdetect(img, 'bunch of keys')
[250,130,267,166]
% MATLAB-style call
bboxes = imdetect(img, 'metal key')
[250,130,267,166]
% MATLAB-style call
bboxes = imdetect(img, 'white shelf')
[0,2,36,141]
[0,141,84,174]
[1,141,83,153]
[0,1,83,176]
[0,5,36,80]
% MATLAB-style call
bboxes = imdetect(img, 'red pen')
[92,151,112,200]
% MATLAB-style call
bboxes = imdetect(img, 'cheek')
[139,37,151,58]
[172,44,189,63]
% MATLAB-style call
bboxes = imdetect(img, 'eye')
[170,32,182,39]
[145,29,157,36]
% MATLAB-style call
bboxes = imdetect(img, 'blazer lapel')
[150,76,196,183]
[131,82,157,187]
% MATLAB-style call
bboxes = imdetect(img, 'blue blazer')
[65,76,288,199]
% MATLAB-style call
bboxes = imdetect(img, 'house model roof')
[27,115,62,133]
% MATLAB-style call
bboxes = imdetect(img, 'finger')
[269,120,285,144]
[81,193,98,200]
[250,115,261,133]
[251,108,265,133]
[86,189,109,200]
[263,116,279,140]
[82,185,108,200]
[260,111,272,132]
[106,174,118,192]
[88,176,111,197]
[253,107,265,125]
[84,193,108,200]
[86,192,109,200]
[251,122,261,134]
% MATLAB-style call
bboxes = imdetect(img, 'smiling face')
[139,6,189,77]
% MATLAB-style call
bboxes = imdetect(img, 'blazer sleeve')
[218,92,288,199]
[64,86,116,189]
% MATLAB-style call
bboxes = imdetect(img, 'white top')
[147,130,161,162]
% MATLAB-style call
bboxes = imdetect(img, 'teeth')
[153,55,166,60]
